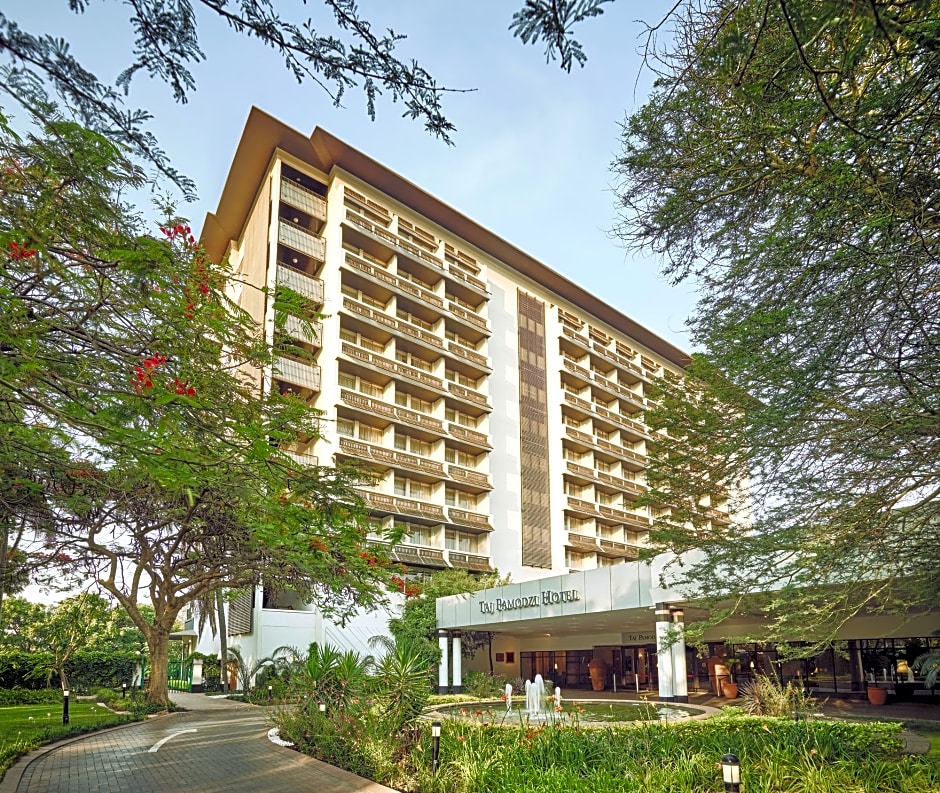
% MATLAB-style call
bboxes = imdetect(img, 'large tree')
[1,111,403,707]
[618,0,940,647]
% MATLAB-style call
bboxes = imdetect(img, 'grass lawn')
[0,702,137,779]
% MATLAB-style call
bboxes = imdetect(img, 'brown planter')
[721,681,738,699]
[867,686,888,705]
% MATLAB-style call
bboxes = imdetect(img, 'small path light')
[62,689,70,725]
[721,753,740,793]
[122,682,127,699]
[268,684,273,702]
[318,703,326,714]
[431,721,441,775]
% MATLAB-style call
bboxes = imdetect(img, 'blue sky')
[6,0,695,351]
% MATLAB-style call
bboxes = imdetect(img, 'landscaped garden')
[267,642,940,793]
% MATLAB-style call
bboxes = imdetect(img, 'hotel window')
[340,328,385,354]
[445,329,478,351]
[394,477,432,500]
[341,283,387,310]
[565,515,591,534]
[445,368,479,388]
[565,550,588,570]
[596,458,615,474]
[404,524,434,546]
[337,419,383,444]
[564,481,587,499]
[446,407,479,428]
[396,349,434,372]
[395,433,432,456]
[337,418,355,438]
[563,447,589,464]
[339,372,383,397]
[445,291,479,312]
[445,529,476,553]
[445,447,479,468]
[595,426,616,442]
[562,414,584,430]
[399,269,436,291]
[445,488,477,510]
[397,308,434,331]
[395,390,433,413]
[597,491,620,508]
[597,556,622,567]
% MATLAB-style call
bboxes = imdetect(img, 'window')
[396,349,434,372]
[596,459,615,474]
[564,481,587,499]
[595,426,616,442]
[445,291,479,312]
[565,550,588,569]
[341,327,385,353]
[562,414,583,430]
[445,488,477,510]
[337,419,383,444]
[445,368,478,388]
[339,372,384,397]
[565,516,590,533]
[445,329,477,350]
[395,391,433,413]
[404,524,434,546]
[358,424,383,444]
[336,418,355,437]
[446,407,478,428]
[597,556,622,567]
[597,491,619,507]
[563,448,588,464]
[445,530,476,553]
[395,434,432,456]
[396,308,434,331]
[394,477,431,500]
[445,447,478,468]
[342,283,387,310]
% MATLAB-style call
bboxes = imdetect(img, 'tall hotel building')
[199,107,696,682]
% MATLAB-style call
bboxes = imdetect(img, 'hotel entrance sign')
[479,589,580,614]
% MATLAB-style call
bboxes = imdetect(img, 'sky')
[6,0,696,352]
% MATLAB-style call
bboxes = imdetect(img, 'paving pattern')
[0,694,395,793]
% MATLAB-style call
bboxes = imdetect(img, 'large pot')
[867,686,888,705]
[588,659,607,692]
[721,681,738,699]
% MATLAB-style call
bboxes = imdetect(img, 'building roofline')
[202,107,691,368]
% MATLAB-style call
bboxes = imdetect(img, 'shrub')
[739,674,817,717]
[0,689,63,706]
[463,671,509,699]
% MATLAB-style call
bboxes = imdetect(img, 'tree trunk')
[146,627,172,709]
[59,666,69,693]
[216,591,228,693]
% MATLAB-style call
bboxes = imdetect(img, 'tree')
[388,569,507,673]
[1,111,404,708]
[618,0,940,648]
[30,593,111,691]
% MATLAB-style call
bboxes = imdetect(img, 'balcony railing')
[448,424,492,449]
[280,179,327,220]
[277,263,324,304]
[447,550,493,571]
[340,389,445,433]
[342,342,444,391]
[446,340,489,369]
[447,382,491,409]
[447,464,492,489]
[282,448,319,468]
[355,489,447,521]
[274,355,321,391]
[447,508,493,531]
[338,436,445,476]
[344,253,445,309]
[447,300,489,332]
[278,219,325,260]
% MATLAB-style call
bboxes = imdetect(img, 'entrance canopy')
[436,559,707,638]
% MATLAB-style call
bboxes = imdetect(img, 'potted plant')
[866,682,888,705]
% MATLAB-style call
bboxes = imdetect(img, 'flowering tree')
[0,111,403,707]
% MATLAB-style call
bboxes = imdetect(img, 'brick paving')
[0,693,396,793]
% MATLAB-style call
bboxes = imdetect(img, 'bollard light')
[431,720,442,775]
[318,702,326,713]
[268,684,273,701]
[721,753,740,793]
[62,689,70,725]
[122,682,127,699]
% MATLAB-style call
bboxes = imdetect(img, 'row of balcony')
[563,393,648,442]
[566,532,640,560]
[565,462,646,499]
[356,490,493,531]
[344,211,490,296]
[370,539,492,572]
[562,358,653,411]
[566,496,651,530]
[341,342,492,410]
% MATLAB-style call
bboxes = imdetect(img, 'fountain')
[525,674,548,719]
[505,683,514,712]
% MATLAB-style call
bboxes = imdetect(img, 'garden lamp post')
[318,703,326,714]
[721,753,740,793]
[431,720,441,775]
[122,682,127,699]
[268,684,273,702]
[62,689,70,725]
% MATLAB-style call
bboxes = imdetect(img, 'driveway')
[0,694,395,793]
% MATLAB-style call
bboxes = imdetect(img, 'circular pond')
[432,699,710,725]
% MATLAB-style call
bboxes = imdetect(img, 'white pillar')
[438,630,449,694]
[191,658,204,692]
[655,603,675,701]
[452,631,463,694]
[671,609,688,703]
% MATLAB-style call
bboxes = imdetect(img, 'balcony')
[447,508,493,531]
[274,355,321,391]
[566,532,599,552]
[278,219,325,260]
[447,550,493,572]
[280,179,327,220]
[447,300,490,333]
[598,505,651,529]
[277,263,324,304]
[340,389,445,434]
[338,436,445,477]
[447,464,492,490]
[342,342,444,391]
[447,382,491,410]
[344,253,445,310]
[565,462,647,498]
[345,212,447,272]
[342,296,399,333]
[390,543,447,569]
[282,447,319,468]
[598,538,640,559]
[356,489,447,521]
[448,423,492,449]
[446,340,489,370]
[282,314,323,347]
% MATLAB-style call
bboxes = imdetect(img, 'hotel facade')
[197,108,938,702]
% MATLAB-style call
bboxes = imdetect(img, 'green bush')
[0,651,138,693]
[462,671,509,699]
[0,689,63,706]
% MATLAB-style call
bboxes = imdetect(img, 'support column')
[437,630,449,695]
[452,631,463,694]
[655,603,675,701]
[671,609,688,703]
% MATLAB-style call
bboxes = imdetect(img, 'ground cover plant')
[0,701,136,778]
[277,704,940,792]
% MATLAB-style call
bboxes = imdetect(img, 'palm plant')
[368,637,432,732]
[913,650,940,688]
[225,646,274,693]
[294,642,371,710]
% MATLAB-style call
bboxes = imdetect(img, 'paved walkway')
[0,693,396,793]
